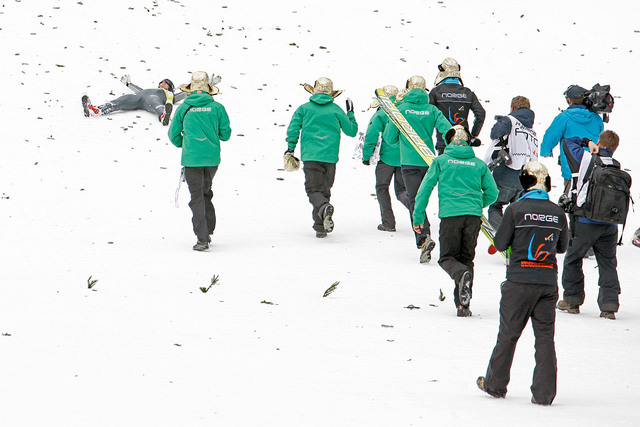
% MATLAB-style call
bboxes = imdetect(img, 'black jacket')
[429,82,486,147]
[494,191,569,285]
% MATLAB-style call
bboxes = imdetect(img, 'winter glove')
[469,137,482,147]
[210,74,222,85]
[346,98,354,113]
[362,159,370,166]
[120,74,131,86]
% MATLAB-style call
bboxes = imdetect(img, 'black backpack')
[576,154,632,228]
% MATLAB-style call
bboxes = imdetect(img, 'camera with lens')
[558,194,574,213]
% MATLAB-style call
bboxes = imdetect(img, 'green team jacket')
[383,89,451,166]
[362,103,401,167]
[168,92,231,167]
[412,142,498,225]
[286,93,358,163]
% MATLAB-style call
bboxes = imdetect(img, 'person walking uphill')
[384,75,452,262]
[477,161,569,406]
[168,71,231,251]
[362,85,410,232]
[285,77,358,238]
[412,125,498,317]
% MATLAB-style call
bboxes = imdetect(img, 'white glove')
[210,74,222,85]
[120,74,131,86]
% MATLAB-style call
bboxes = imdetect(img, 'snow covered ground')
[1,0,639,425]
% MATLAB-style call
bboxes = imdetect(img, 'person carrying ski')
[412,125,498,316]
[429,57,485,155]
[285,77,358,238]
[362,85,409,232]
[540,85,604,194]
[82,75,188,125]
[384,75,452,263]
[557,130,624,319]
[484,96,538,230]
[168,71,231,251]
[477,161,568,405]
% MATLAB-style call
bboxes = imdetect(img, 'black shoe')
[321,203,334,233]
[192,240,209,251]
[457,271,472,307]
[316,231,327,238]
[160,102,173,126]
[476,376,505,398]
[377,224,396,232]
[531,396,552,406]
[419,235,435,263]
[457,305,472,317]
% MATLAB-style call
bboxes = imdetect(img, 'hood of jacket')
[184,91,215,107]
[310,93,335,105]
[402,88,430,104]
[564,104,601,125]
[443,141,475,159]
[510,108,535,128]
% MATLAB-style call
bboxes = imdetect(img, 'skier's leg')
[561,222,593,306]
[485,281,534,396]
[530,285,558,405]
[488,183,518,231]
[457,215,482,299]
[184,167,209,241]
[402,167,430,247]
[393,166,410,211]
[98,94,141,114]
[303,161,329,232]
[375,161,395,229]
[140,91,167,118]
[203,166,218,236]
[593,224,621,313]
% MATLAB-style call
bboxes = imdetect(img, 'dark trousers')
[488,166,522,231]
[485,281,558,405]
[185,166,218,241]
[375,161,409,228]
[303,161,336,231]
[561,221,620,312]
[100,90,166,118]
[438,215,481,306]
[401,167,430,247]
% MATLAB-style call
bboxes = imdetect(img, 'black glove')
[362,159,370,166]
[469,137,481,147]
[284,149,294,156]
[346,98,354,113]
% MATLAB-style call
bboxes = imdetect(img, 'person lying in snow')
[81,75,190,126]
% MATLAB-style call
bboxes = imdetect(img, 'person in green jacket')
[413,125,498,317]
[168,71,231,251]
[384,76,452,262]
[362,85,410,232]
[285,77,358,238]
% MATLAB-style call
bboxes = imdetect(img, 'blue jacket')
[540,105,603,179]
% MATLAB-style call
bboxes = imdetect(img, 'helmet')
[159,78,175,92]
[519,161,551,192]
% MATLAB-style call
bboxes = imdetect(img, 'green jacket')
[362,104,401,167]
[412,142,498,224]
[168,92,231,167]
[286,93,358,163]
[383,89,451,166]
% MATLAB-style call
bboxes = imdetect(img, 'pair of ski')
[373,88,508,260]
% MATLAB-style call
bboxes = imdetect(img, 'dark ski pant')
[303,161,336,232]
[485,280,558,405]
[438,215,481,307]
[401,167,430,247]
[185,166,218,241]
[561,221,620,312]
[100,90,166,118]
[375,161,409,228]
[488,166,522,231]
